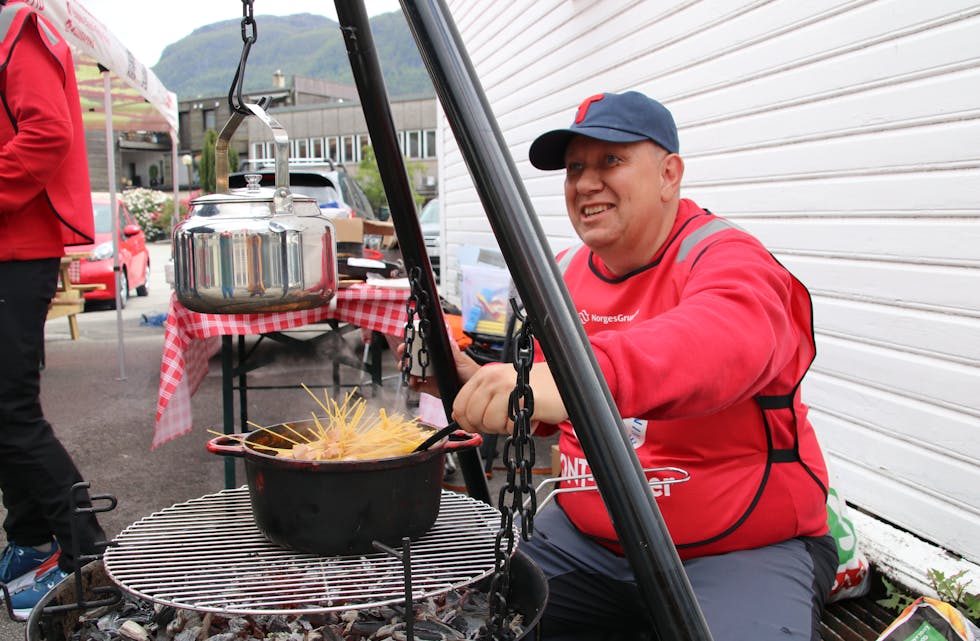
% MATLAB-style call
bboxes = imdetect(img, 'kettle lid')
[187,173,320,219]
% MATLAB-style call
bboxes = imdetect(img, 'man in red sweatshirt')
[447,92,836,640]
[0,0,106,619]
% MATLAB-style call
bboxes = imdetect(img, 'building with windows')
[177,75,358,165]
[243,93,438,201]
[86,72,438,206]
[175,74,438,202]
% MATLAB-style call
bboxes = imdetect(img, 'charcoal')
[55,586,525,641]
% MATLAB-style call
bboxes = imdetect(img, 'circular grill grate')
[103,487,510,615]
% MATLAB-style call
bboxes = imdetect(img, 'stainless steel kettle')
[173,103,337,314]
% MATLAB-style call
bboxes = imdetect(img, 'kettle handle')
[215,110,246,194]
[215,103,292,215]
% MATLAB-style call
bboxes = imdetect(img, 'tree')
[229,146,240,174]
[199,130,240,194]
[357,146,426,213]
[199,129,218,194]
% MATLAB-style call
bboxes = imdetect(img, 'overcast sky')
[79,0,403,67]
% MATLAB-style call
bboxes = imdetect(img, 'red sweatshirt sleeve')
[0,23,74,215]
[589,236,802,420]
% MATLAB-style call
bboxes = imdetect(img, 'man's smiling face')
[563,137,680,275]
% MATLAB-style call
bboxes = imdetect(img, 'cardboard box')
[363,219,395,237]
[332,218,364,260]
[331,218,364,244]
[332,218,398,251]
[363,219,397,250]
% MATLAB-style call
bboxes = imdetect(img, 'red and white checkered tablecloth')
[153,285,408,449]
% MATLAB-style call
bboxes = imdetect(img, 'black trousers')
[0,258,105,572]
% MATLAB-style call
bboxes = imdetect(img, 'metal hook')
[228,0,260,115]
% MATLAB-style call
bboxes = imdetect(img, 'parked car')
[229,160,378,220]
[419,198,441,277]
[69,192,150,309]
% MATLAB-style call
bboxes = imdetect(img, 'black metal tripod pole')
[335,0,490,505]
[396,1,714,639]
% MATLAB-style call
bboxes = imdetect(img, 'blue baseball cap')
[529,91,679,170]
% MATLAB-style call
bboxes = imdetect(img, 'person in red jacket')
[0,0,106,618]
[442,92,837,640]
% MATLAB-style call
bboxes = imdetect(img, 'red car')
[69,192,150,308]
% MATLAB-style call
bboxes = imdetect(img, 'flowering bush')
[122,188,170,241]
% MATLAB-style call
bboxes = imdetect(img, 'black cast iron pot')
[206,420,482,556]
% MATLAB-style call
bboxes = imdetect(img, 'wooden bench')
[819,565,906,641]
[821,593,896,641]
[47,253,104,340]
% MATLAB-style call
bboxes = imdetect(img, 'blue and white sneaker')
[7,553,69,620]
[0,541,60,590]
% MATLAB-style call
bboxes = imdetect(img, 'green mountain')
[152,11,434,100]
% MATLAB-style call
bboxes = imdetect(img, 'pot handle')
[441,429,483,452]
[206,434,247,458]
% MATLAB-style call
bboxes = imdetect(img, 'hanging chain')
[401,266,431,384]
[228,0,258,114]
[508,309,538,538]
[485,302,537,640]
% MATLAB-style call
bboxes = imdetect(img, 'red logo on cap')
[575,94,605,124]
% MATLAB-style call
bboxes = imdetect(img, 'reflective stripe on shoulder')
[676,218,744,263]
[36,15,59,47]
[557,243,586,275]
[0,4,20,45]
[0,3,31,60]
[558,216,744,273]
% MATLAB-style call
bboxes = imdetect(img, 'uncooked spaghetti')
[210,387,431,461]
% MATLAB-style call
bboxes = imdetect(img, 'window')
[92,203,111,233]
[407,131,421,159]
[250,142,274,165]
[118,204,130,239]
[342,135,355,163]
[344,175,375,218]
[424,129,436,158]
[327,137,339,162]
[179,111,191,149]
[311,138,324,161]
[293,139,309,159]
[203,109,216,131]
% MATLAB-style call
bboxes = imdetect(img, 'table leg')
[369,331,384,390]
[221,335,236,489]
[238,335,248,434]
[68,313,80,340]
[327,320,343,396]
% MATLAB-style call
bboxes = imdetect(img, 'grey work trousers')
[521,501,837,641]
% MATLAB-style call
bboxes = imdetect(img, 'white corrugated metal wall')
[438,0,980,566]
